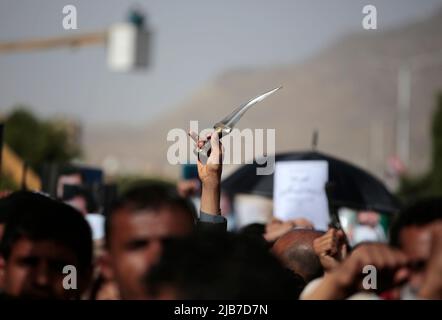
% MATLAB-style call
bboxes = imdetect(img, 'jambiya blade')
[197,86,282,158]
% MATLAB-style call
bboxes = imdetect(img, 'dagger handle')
[197,126,226,159]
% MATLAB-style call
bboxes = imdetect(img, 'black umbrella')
[222,151,400,215]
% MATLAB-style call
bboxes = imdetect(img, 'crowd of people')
[0,131,441,300]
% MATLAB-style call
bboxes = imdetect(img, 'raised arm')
[189,130,226,231]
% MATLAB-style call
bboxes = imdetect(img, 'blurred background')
[1,0,442,227]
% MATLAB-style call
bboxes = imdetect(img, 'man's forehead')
[11,237,77,259]
[110,208,191,237]
[113,207,175,223]
[401,224,432,238]
[400,225,432,257]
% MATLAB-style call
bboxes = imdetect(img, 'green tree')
[3,107,81,173]
[431,92,442,191]
[398,93,442,203]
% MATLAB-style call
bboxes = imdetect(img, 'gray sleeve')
[199,211,227,224]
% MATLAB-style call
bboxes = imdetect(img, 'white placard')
[85,213,105,241]
[273,161,330,230]
[234,194,273,229]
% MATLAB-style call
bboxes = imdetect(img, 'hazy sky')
[0,0,441,126]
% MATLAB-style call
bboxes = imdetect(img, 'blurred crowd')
[0,131,441,300]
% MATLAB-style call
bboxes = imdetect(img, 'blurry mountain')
[85,9,442,184]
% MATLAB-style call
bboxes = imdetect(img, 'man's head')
[390,197,442,292]
[357,210,381,227]
[102,183,196,299]
[0,191,93,299]
[272,229,325,283]
[62,185,96,215]
[56,166,85,199]
[0,195,13,289]
[145,233,305,299]
[0,197,12,244]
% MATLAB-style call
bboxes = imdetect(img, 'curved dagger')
[196,86,282,158]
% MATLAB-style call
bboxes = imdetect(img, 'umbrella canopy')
[222,151,400,215]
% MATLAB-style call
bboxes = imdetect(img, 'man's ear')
[0,256,6,290]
